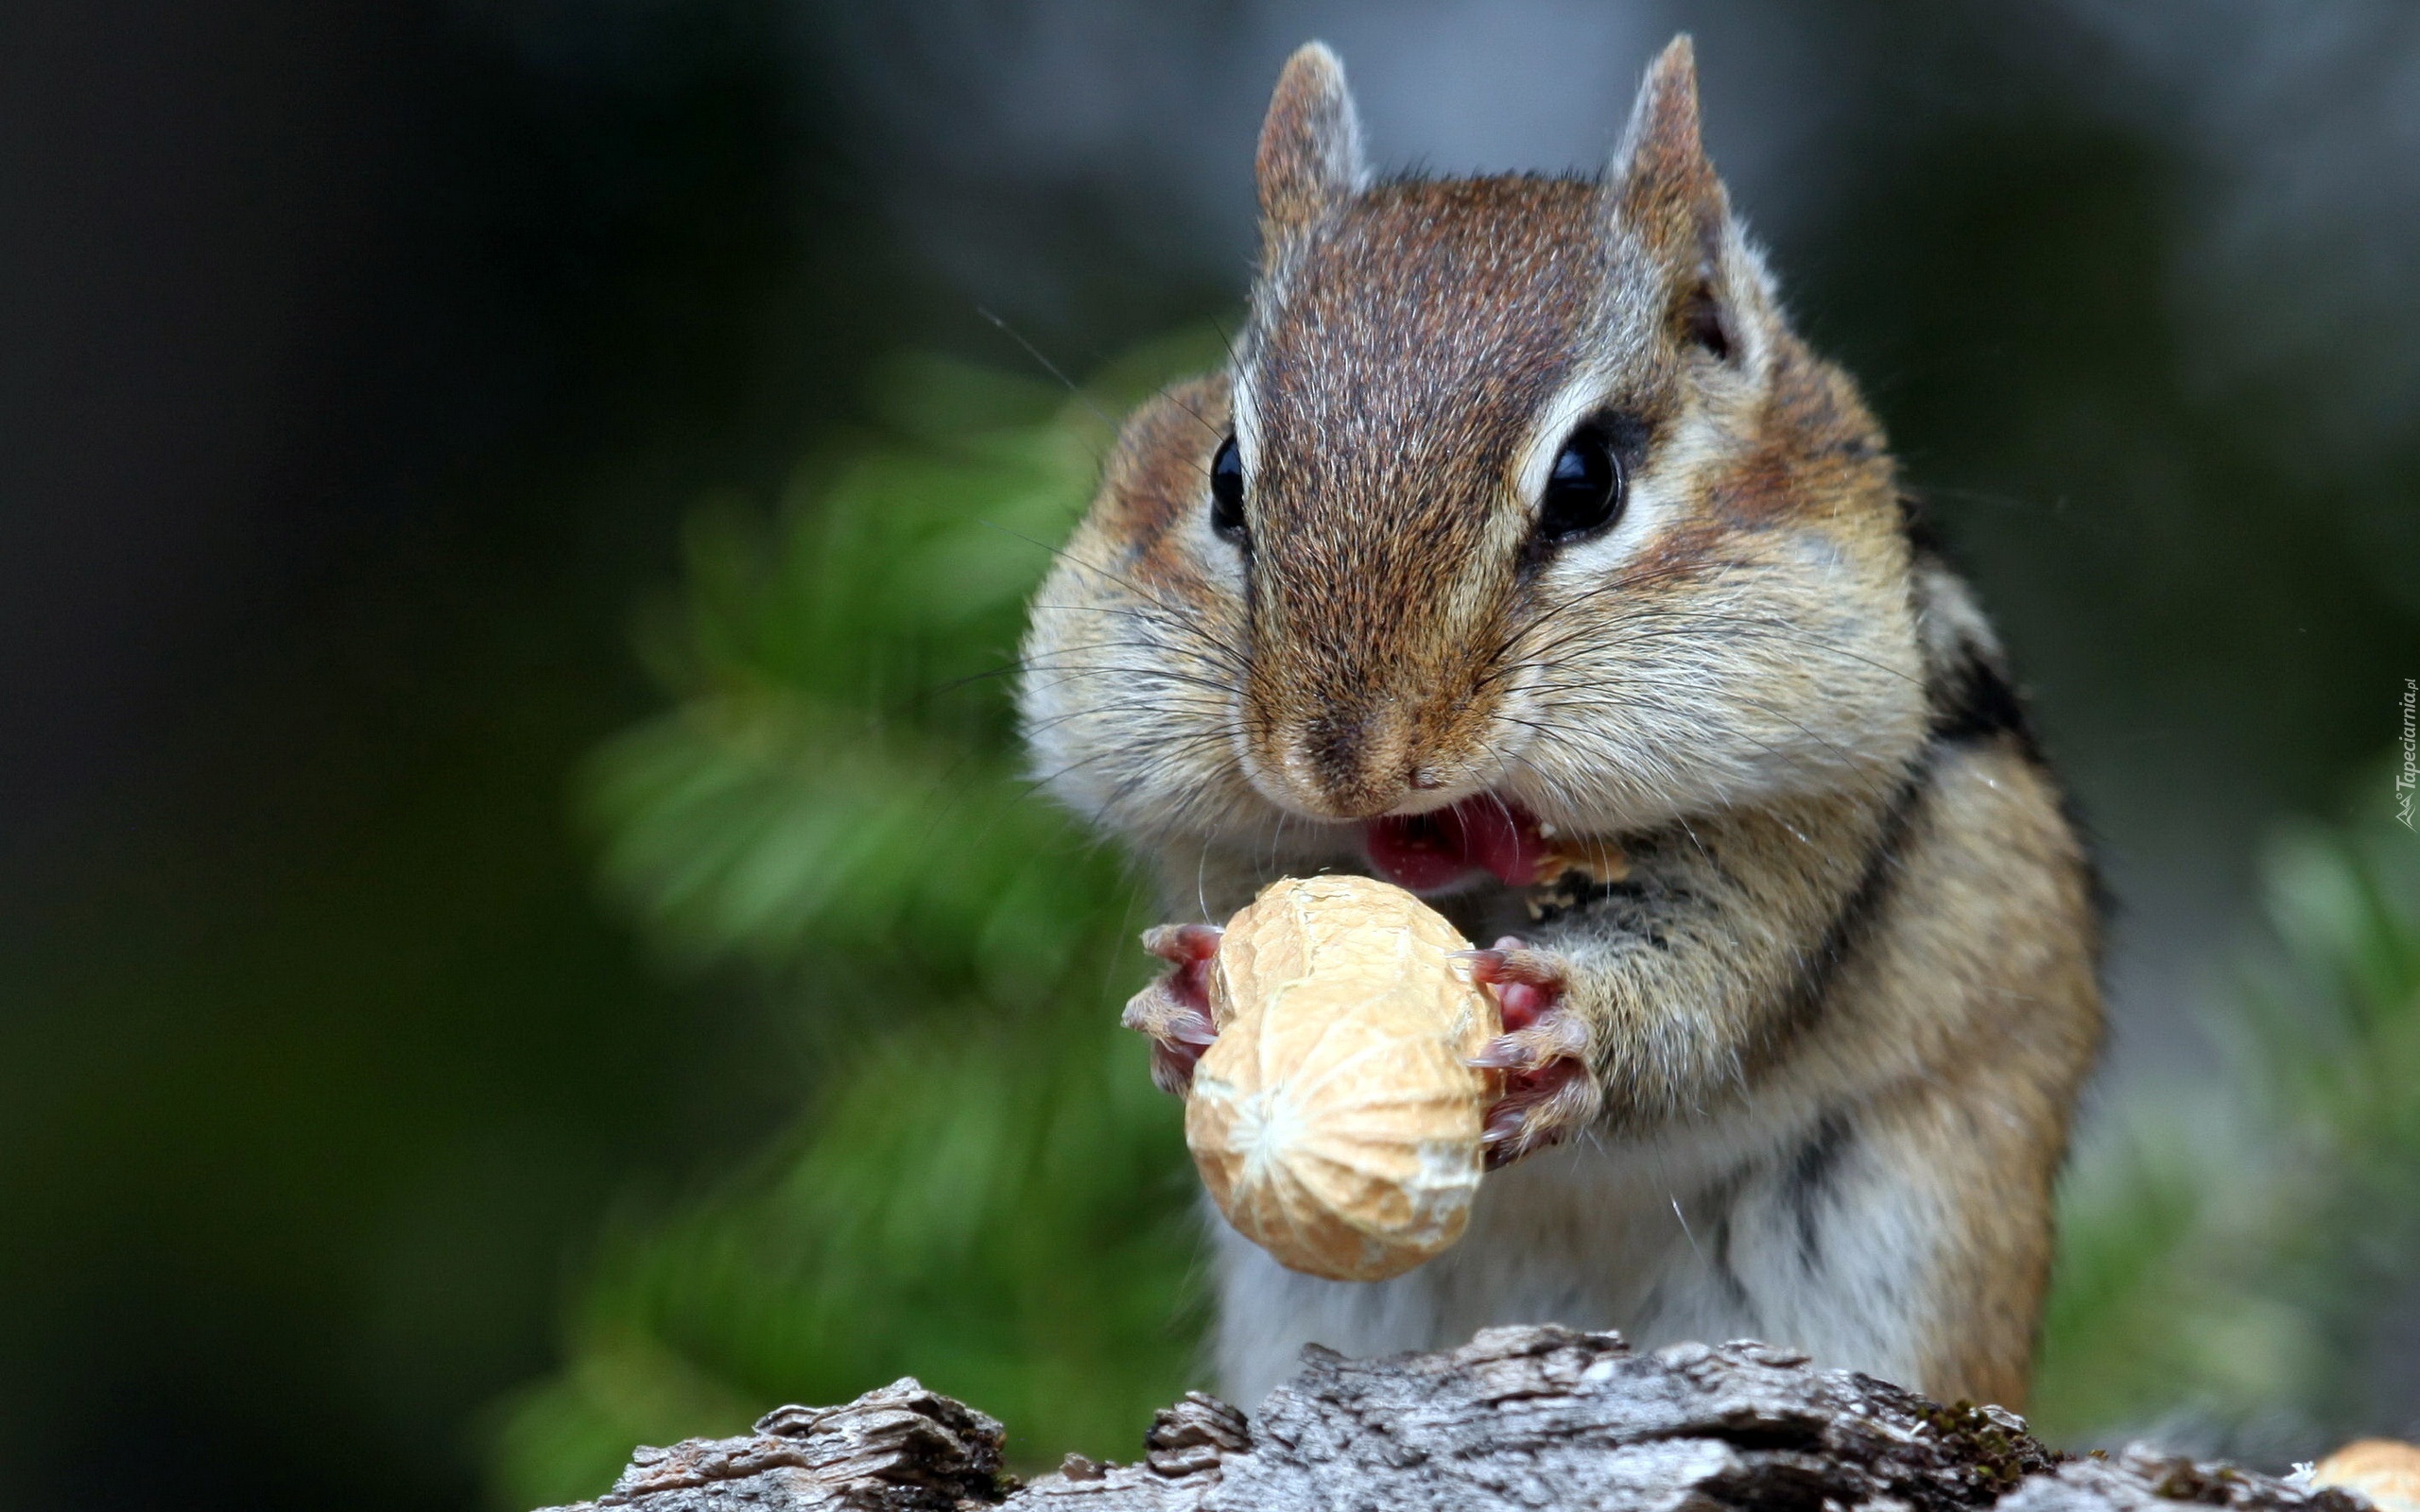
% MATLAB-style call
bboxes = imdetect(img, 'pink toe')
[1497,980,1550,1031]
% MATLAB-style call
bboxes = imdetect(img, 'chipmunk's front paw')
[1122,923,1223,1094]
[1462,938,1599,1169]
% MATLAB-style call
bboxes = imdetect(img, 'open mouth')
[1363,795,1555,893]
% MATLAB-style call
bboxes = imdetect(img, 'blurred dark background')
[1,3,2413,1508]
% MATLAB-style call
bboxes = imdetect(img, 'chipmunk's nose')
[1265,705,1419,820]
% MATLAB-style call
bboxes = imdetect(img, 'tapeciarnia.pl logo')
[2397,677,2416,833]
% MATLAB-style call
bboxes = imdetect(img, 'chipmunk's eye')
[1210,435,1247,540]
[1537,424,1623,542]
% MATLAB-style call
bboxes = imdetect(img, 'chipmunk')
[1016,37,2101,1411]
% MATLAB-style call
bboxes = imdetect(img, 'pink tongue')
[1364,797,1551,892]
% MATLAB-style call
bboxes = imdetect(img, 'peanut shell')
[2313,1441,2420,1512]
[1184,874,1499,1282]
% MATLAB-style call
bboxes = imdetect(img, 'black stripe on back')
[1783,1110,1854,1274]
[1927,647,2042,759]
[1772,751,1932,1042]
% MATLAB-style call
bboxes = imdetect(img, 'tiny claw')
[1142,922,1223,965]
[1457,936,1564,987]
[1483,1101,1523,1137]
[1468,1040,1536,1072]
[1140,923,1220,1005]
[1480,1056,1597,1169]
[1463,940,1594,1168]
[1459,937,1567,1034]
[1449,936,1526,964]
[1161,1011,1217,1048]
[1126,923,1226,1095]
[1469,1003,1589,1074]
[1123,985,1218,1094]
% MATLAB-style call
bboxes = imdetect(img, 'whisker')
[977,523,1241,657]
[929,640,1235,703]
[977,306,1124,436]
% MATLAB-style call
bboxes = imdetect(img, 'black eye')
[1537,424,1624,541]
[1209,436,1246,540]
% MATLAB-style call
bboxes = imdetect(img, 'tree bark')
[538,1326,2362,1512]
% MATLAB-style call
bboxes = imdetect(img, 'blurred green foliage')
[490,344,1227,1508]
[490,348,2420,1507]
[2037,801,2420,1452]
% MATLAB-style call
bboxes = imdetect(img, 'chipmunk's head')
[1023,38,1927,865]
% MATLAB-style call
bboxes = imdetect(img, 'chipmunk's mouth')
[1363,795,1554,894]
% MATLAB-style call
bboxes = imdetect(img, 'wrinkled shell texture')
[1185,874,1499,1281]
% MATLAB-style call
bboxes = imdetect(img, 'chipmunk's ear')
[1256,43,1366,266]
[1611,36,1750,363]
[1611,35,1721,243]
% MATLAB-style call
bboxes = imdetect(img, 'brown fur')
[1242,177,1603,818]
[1018,36,2102,1410]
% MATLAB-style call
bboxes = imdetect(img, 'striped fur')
[1017,37,2100,1411]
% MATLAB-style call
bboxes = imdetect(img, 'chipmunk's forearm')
[1534,777,1918,1128]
